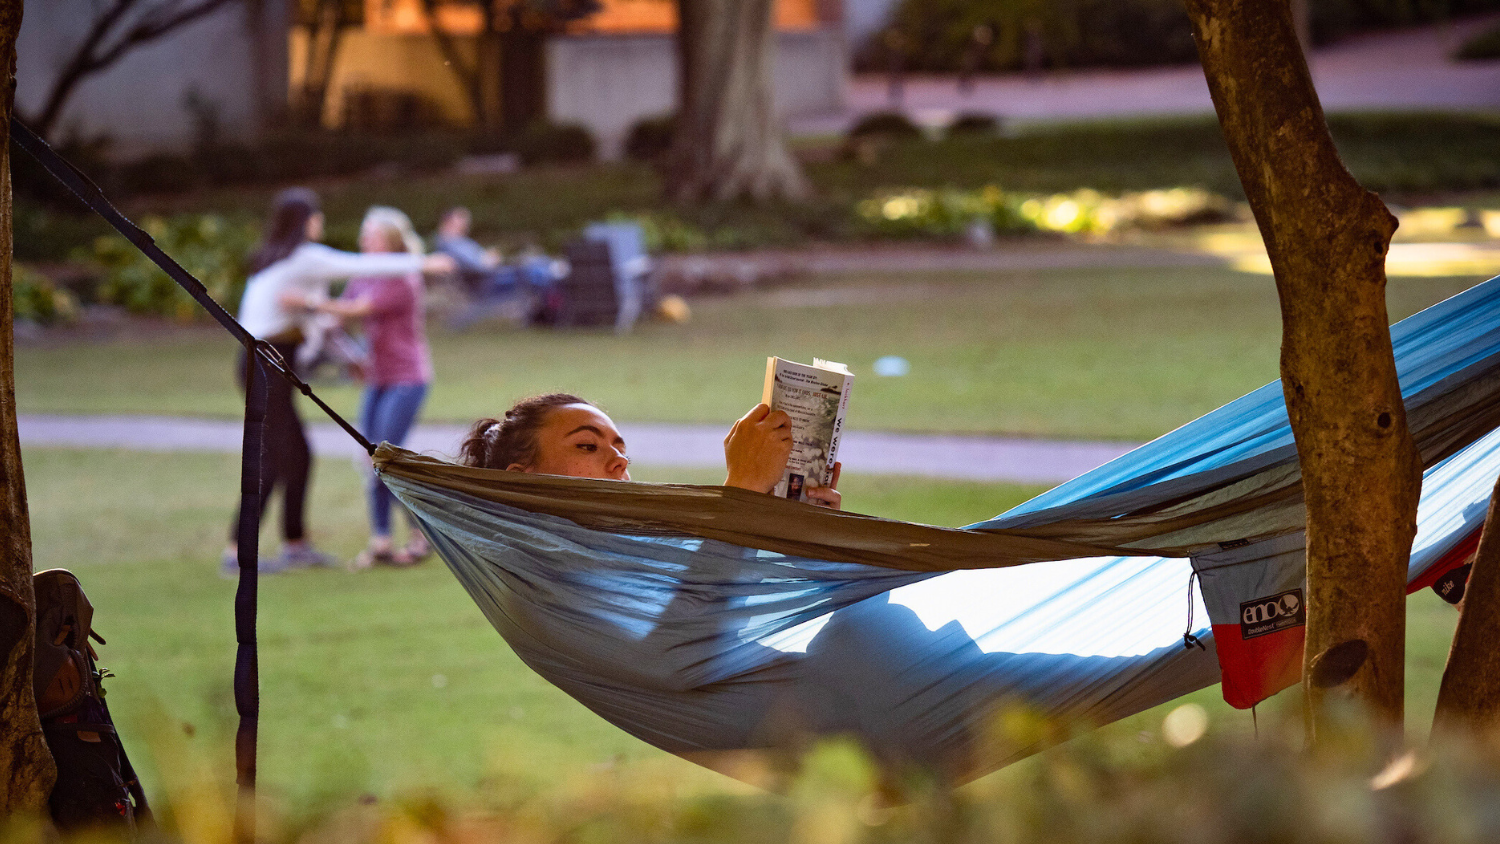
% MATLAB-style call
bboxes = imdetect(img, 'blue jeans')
[360,382,429,536]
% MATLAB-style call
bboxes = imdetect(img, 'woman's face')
[304,211,325,242]
[359,220,399,253]
[512,404,630,481]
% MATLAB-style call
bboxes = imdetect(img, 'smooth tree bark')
[0,0,57,814]
[292,0,353,127]
[1184,0,1421,737]
[420,0,502,135]
[1433,476,1500,732]
[665,0,808,204]
[26,0,241,139]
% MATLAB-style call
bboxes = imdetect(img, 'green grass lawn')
[21,446,1464,828]
[14,267,1482,440]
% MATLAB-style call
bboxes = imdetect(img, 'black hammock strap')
[231,354,267,843]
[11,116,373,844]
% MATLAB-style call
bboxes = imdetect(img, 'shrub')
[854,0,1199,74]
[856,186,1034,239]
[11,134,115,209]
[19,128,472,203]
[200,130,468,184]
[855,184,1235,239]
[606,211,710,252]
[847,111,923,142]
[13,202,111,263]
[946,112,1003,138]
[84,214,259,322]
[11,264,79,325]
[624,113,677,161]
[1456,21,1500,60]
[115,152,202,195]
[513,121,597,165]
[855,0,1500,73]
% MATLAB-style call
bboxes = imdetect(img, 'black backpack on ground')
[32,568,150,834]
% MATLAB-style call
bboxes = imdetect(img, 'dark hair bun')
[458,394,589,470]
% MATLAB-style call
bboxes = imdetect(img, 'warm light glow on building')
[362,0,821,35]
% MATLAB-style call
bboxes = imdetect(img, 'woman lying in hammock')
[457,393,841,508]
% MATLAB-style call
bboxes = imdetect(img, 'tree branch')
[90,0,242,72]
[420,0,482,118]
[33,0,240,138]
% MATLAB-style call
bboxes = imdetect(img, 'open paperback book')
[762,357,854,502]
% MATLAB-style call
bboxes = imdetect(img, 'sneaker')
[277,544,337,570]
[220,549,289,579]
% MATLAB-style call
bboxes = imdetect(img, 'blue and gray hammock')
[372,276,1500,786]
[15,118,1499,797]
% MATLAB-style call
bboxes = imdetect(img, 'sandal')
[401,537,432,563]
[350,546,418,571]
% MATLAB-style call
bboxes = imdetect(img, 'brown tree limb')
[293,0,349,127]
[30,0,241,138]
[1183,0,1420,737]
[1433,473,1500,732]
[0,0,58,813]
[419,0,479,109]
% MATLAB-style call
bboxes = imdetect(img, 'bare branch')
[90,0,242,72]
[32,0,241,138]
[420,0,480,100]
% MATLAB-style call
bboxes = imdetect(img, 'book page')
[763,358,853,501]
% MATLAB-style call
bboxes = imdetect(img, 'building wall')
[17,0,287,156]
[842,0,901,50]
[547,28,846,158]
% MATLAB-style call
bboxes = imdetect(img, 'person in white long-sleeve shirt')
[224,188,453,577]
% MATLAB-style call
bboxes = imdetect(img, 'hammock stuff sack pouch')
[372,275,1500,787]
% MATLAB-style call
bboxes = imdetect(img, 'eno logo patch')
[1239,589,1306,640]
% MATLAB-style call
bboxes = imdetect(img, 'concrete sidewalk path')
[17,414,1137,486]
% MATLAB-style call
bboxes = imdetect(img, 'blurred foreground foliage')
[15,703,1500,844]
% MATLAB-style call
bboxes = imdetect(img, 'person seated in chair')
[457,394,841,508]
[433,206,506,298]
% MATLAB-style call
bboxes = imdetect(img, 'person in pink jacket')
[318,206,437,568]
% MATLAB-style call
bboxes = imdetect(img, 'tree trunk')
[294,0,347,128]
[666,0,808,204]
[1433,474,1500,732]
[421,0,483,131]
[1184,0,1420,739]
[474,27,503,136]
[499,27,545,135]
[0,0,58,814]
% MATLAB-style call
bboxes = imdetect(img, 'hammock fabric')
[374,276,1500,786]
